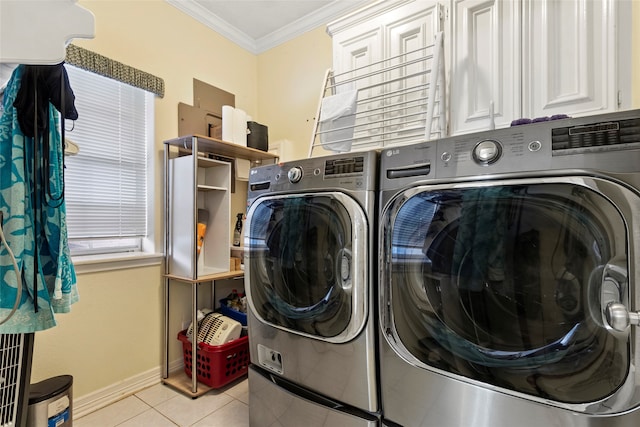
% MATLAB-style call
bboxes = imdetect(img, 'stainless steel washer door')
[246,192,368,343]
[380,176,640,414]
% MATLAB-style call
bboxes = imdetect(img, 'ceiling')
[166,0,375,54]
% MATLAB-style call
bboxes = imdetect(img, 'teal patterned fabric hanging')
[0,65,78,333]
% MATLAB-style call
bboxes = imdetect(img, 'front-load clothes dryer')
[378,110,640,426]
[245,151,380,424]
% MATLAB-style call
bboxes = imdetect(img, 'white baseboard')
[73,358,183,419]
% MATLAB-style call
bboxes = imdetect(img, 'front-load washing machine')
[245,151,379,426]
[378,110,640,426]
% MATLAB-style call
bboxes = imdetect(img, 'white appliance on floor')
[0,334,33,427]
[245,151,380,426]
[378,110,640,426]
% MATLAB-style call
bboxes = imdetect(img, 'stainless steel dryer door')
[380,176,640,413]
[246,192,368,343]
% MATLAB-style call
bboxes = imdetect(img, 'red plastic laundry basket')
[177,330,250,388]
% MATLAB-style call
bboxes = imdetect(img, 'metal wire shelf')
[309,32,445,157]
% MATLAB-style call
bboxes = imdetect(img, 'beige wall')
[32,267,164,391]
[257,26,333,161]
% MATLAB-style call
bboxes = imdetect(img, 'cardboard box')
[230,257,242,271]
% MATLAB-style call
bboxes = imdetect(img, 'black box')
[247,121,268,151]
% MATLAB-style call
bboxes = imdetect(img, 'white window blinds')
[64,65,151,245]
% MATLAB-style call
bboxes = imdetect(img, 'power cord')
[0,211,22,325]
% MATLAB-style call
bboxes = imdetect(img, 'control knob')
[287,167,303,183]
[473,139,502,165]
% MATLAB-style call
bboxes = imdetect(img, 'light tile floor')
[74,378,249,427]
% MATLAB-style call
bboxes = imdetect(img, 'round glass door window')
[247,194,363,339]
[383,182,631,404]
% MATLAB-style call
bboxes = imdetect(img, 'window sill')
[72,252,163,275]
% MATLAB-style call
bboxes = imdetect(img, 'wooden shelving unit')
[164,134,278,163]
[165,270,244,284]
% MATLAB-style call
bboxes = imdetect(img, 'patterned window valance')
[65,44,165,97]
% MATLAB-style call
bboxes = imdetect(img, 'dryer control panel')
[380,108,640,190]
[434,124,554,179]
[551,117,640,153]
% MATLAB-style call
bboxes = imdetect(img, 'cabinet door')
[450,0,521,135]
[332,27,382,78]
[332,26,383,149]
[522,0,619,118]
[385,1,443,142]
[329,0,442,149]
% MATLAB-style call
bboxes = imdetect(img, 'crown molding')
[326,0,416,36]
[254,0,372,53]
[166,0,258,53]
[167,0,373,55]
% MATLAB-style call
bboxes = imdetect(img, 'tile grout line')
[186,395,243,427]
[113,395,155,426]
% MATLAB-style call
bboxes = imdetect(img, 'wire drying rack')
[309,32,445,157]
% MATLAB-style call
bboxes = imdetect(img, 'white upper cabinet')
[451,0,630,134]
[386,3,444,139]
[450,0,520,134]
[521,0,621,119]
[331,21,383,78]
[329,1,442,74]
[326,0,444,150]
[328,0,630,139]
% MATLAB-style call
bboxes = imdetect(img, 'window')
[64,65,154,256]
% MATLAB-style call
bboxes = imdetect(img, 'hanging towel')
[13,64,78,137]
[0,65,78,333]
[319,89,358,153]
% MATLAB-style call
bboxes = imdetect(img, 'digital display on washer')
[324,156,364,176]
